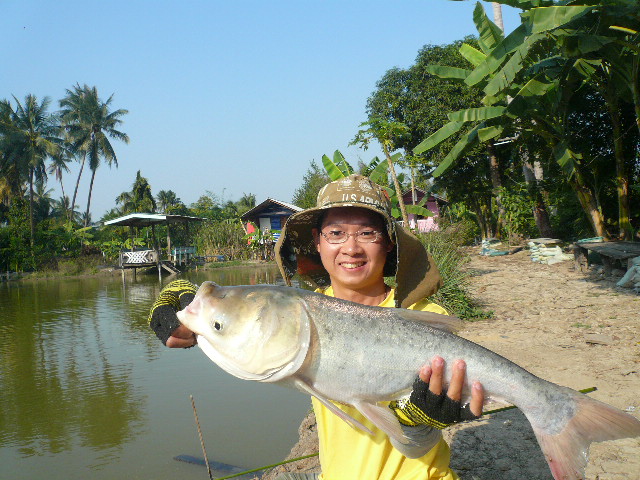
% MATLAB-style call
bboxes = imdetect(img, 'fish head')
[177,282,311,382]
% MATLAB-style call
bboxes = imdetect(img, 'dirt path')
[265,250,640,480]
[445,251,640,480]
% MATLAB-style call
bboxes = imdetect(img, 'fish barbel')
[177,282,640,480]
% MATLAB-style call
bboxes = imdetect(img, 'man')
[149,174,483,480]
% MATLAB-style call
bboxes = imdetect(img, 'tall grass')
[418,226,490,320]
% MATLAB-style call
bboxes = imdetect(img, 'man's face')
[313,207,393,293]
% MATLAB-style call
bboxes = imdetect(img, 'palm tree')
[33,182,54,222]
[116,170,156,213]
[0,99,24,205]
[60,84,129,226]
[50,195,73,221]
[156,189,182,214]
[47,150,71,207]
[59,84,88,222]
[1,95,61,247]
[236,192,256,216]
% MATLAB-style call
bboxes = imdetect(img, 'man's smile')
[340,261,366,269]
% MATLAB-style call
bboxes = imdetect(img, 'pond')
[0,265,311,480]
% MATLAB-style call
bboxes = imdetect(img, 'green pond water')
[0,265,311,479]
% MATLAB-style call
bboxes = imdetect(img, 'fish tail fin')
[531,392,640,480]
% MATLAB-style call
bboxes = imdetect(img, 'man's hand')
[389,356,484,429]
[148,280,198,347]
[420,356,484,418]
[166,324,197,348]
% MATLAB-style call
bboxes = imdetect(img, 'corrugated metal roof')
[241,198,303,220]
[103,213,205,227]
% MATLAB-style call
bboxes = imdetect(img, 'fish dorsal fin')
[391,308,463,333]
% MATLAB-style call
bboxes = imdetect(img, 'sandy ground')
[263,250,640,480]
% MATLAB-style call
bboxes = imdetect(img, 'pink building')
[400,188,448,233]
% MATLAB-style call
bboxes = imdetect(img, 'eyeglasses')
[320,230,383,244]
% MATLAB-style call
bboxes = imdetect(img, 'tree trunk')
[492,2,504,31]
[605,90,632,240]
[59,180,67,214]
[70,153,85,222]
[521,149,554,238]
[166,226,172,258]
[568,167,609,239]
[28,168,35,250]
[383,145,409,227]
[631,54,640,135]
[487,142,505,238]
[471,196,493,239]
[84,168,96,227]
[410,165,417,205]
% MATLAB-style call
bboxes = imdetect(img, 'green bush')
[418,229,490,320]
[194,219,251,260]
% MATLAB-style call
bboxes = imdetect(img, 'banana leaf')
[448,106,506,122]
[425,65,471,81]
[433,124,482,178]
[483,32,547,96]
[529,55,566,76]
[609,25,638,35]
[465,23,529,87]
[522,6,595,35]
[322,150,353,181]
[413,121,465,154]
[467,6,594,88]
[473,1,504,54]
[334,150,353,177]
[406,204,434,217]
[368,156,389,185]
[478,125,505,143]
[322,154,344,181]
[572,58,601,79]
[488,0,554,9]
[459,43,487,67]
[553,141,582,176]
[507,76,556,116]
[557,33,616,57]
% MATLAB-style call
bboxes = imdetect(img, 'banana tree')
[321,149,433,224]
[464,0,639,238]
[351,118,412,226]
[416,2,565,237]
[415,2,627,238]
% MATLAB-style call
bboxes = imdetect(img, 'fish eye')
[214,321,223,331]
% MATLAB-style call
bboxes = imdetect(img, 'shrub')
[193,219,251,260]
[418,229,490,320]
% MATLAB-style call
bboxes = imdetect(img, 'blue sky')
[1,1,520,220]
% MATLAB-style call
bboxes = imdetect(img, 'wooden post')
[573,245,588,273]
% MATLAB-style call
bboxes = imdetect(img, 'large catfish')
[177,282,640,480]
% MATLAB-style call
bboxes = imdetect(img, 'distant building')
[241,198,303,240]
[401,188,448,232]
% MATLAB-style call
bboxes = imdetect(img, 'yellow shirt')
[313,286,458,480]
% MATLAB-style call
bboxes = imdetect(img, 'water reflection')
[0,264,310,480]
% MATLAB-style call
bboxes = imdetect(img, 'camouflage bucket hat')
[275,174,442,308]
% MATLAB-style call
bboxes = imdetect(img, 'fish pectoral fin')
[354,401,408,446]
[293,379,372,435]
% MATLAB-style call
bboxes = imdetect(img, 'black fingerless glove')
[389,377,480,429]
[148,280,197,345]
